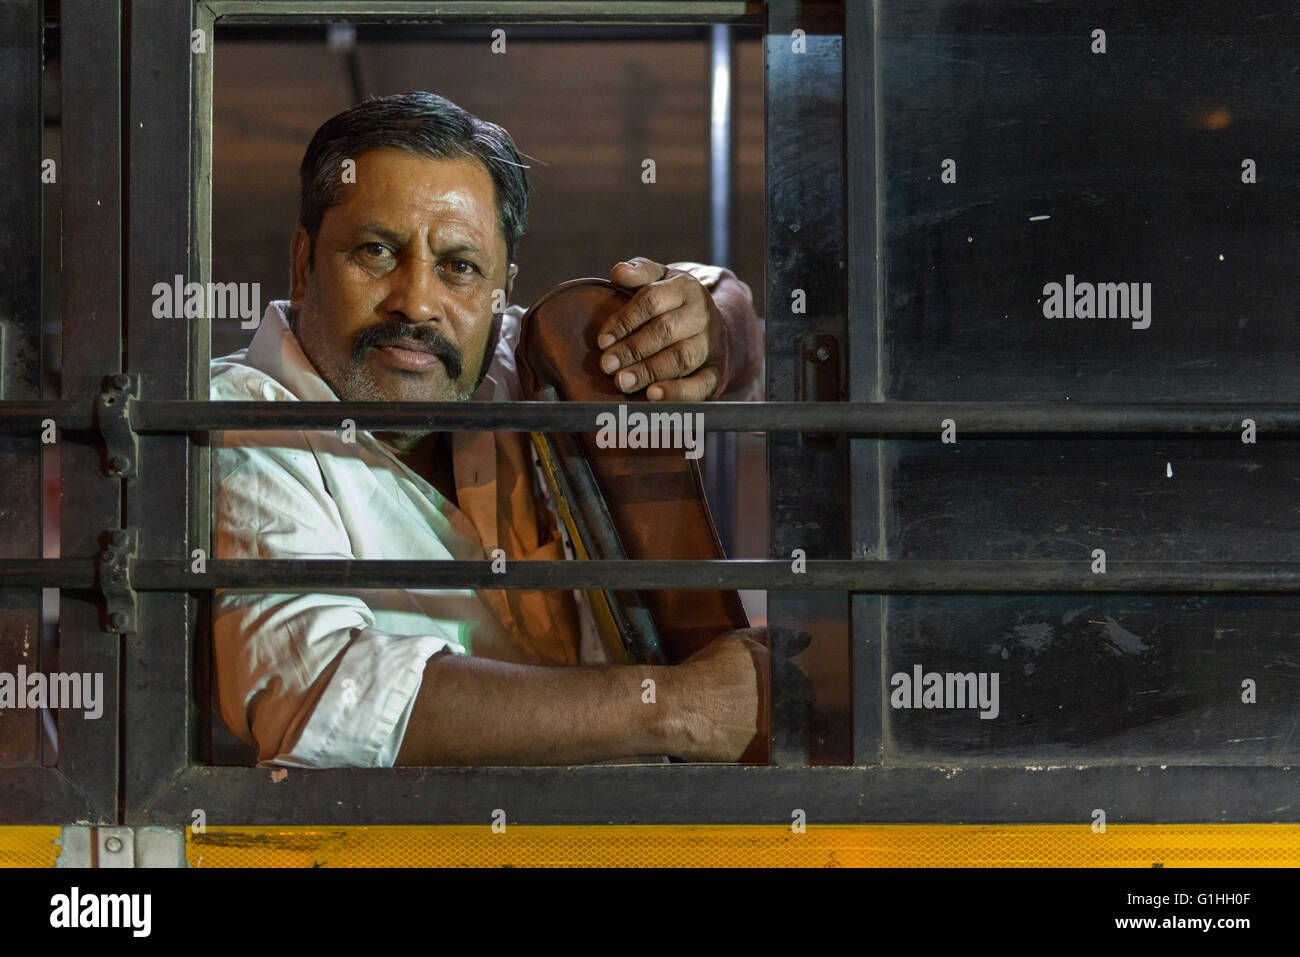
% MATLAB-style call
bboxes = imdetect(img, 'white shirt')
[213,265,754,769]
[211,300,586,768]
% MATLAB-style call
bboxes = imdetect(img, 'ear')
[289,225,311,307]
[505,263,519,303]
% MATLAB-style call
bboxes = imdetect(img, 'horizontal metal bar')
[5,558,1300,592]
[205,1,760,25]
[0,400,91,430]
[4,399,1298,435]
[138,764,1300,827]
[126,400,1300,434]
[214,23,732,41]
[0,558,98,588]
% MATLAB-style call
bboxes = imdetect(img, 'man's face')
[290,149,516,403]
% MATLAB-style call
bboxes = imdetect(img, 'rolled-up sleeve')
[213,424,464,769]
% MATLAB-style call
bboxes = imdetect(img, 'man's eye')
[358,243,393,261]
[442,259,478,277]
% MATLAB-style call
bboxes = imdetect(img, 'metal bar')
[0,0,45,772]
[54,0,126,825]
[122,0,199,825]
[216,24,728,42]
[0,560,97,589]
[0,0,42,401]
[12,557,1299,593]
[139,399,1300,433]
[193,0,217,769]
[704,21,737,554]
[137,558,1300,592]
[0,401,90,429]
[134,764,1300,826]
[12,556,1300,595]
[765,0,847,766]
[709,23,732,268]
[846,0,883,768]
[7,399,1300,435]
[205,1,758,25]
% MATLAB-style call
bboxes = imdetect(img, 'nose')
[381,252,442,324]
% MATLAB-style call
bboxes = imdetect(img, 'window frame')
[2,0,1296,828]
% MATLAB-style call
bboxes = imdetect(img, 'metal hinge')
[98,526,137,634]
[55,826,186,868]
[98,373,138,478]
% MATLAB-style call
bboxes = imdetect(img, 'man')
[212,92,766,768]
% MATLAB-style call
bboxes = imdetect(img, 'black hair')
[298,91,530,268]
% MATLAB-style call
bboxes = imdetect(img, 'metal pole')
[7,557,1300,593]
[8,398,1300,435]
[705,22,737,554]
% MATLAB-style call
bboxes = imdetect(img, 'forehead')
[330,148,503,247]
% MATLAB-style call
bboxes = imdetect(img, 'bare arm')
[395,629,766,765]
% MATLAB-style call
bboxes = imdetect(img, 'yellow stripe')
[183,824,1300,868]
[0,827,62,868]
[1,824,1293,868]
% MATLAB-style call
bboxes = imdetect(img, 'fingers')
[599,265,699,349]
[599,259,717,397]
[608,256,668,291]
[642,368,720,402]
[602,324,711,394]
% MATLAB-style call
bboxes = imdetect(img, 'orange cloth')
[449,427,583,666]
[447,265,759,666]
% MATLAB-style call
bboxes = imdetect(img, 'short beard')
[286,304,498,403]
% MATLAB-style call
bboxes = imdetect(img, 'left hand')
[598,257,724,401]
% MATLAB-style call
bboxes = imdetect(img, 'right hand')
[670,627,769,762]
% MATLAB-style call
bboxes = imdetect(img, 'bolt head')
[112,374,130,390]
[815,346,830,362]
[104,835,123,853]
[108,612,129,631]
[109,455,130,473]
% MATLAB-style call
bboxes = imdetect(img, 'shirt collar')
[244,300,343,403]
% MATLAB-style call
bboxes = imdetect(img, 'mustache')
[353,322,463,379]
